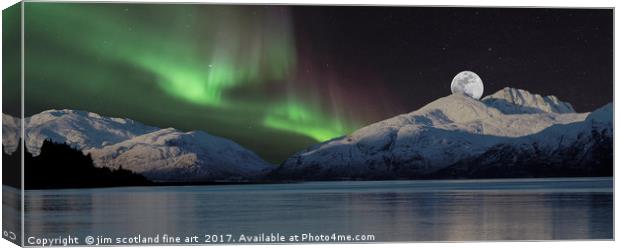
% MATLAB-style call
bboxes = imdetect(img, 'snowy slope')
[2,113,20,154]
[87,128,273,182]
[432,103,612,178]
[482,87,575,114]
[24,109,159,155]
[271,88,607,180]
[2,109,273,182]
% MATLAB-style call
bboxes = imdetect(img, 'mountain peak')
[35,109,137,125]
[413,93,502,124]
[481,87,575,114]
[87,126,272,182]
[24,109,160,155]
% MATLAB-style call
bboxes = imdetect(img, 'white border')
[0,1,617,248]
[6,0,619,7]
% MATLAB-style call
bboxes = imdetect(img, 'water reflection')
[13,178,614,242]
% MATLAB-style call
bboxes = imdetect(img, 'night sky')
[11,3,613,163]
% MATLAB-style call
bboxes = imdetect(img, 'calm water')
[4,177,614,242]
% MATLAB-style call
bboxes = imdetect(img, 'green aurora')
[6,3,615,163]
[20,3,364,161]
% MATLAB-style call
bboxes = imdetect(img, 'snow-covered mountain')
[431,103,612,178]
[24,109,159,155]
[2,113,20,154]
[270,88,611,180]
[2,87,612,182]
[87,128,272,182]
[482,87,575,114]
[2,109,273,182]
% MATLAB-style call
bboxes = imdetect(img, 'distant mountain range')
[2,87,613,183]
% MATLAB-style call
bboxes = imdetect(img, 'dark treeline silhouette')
[2,142,21,188]
[3,139,152,189]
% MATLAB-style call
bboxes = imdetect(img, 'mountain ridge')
[87,127,272,182]
[2,87,613,182]
[270,88,611,180]
[3,109,273,182]
[24,109,160,155]
[482,87,576,114]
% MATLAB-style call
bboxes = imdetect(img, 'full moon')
[450,71,484,100]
